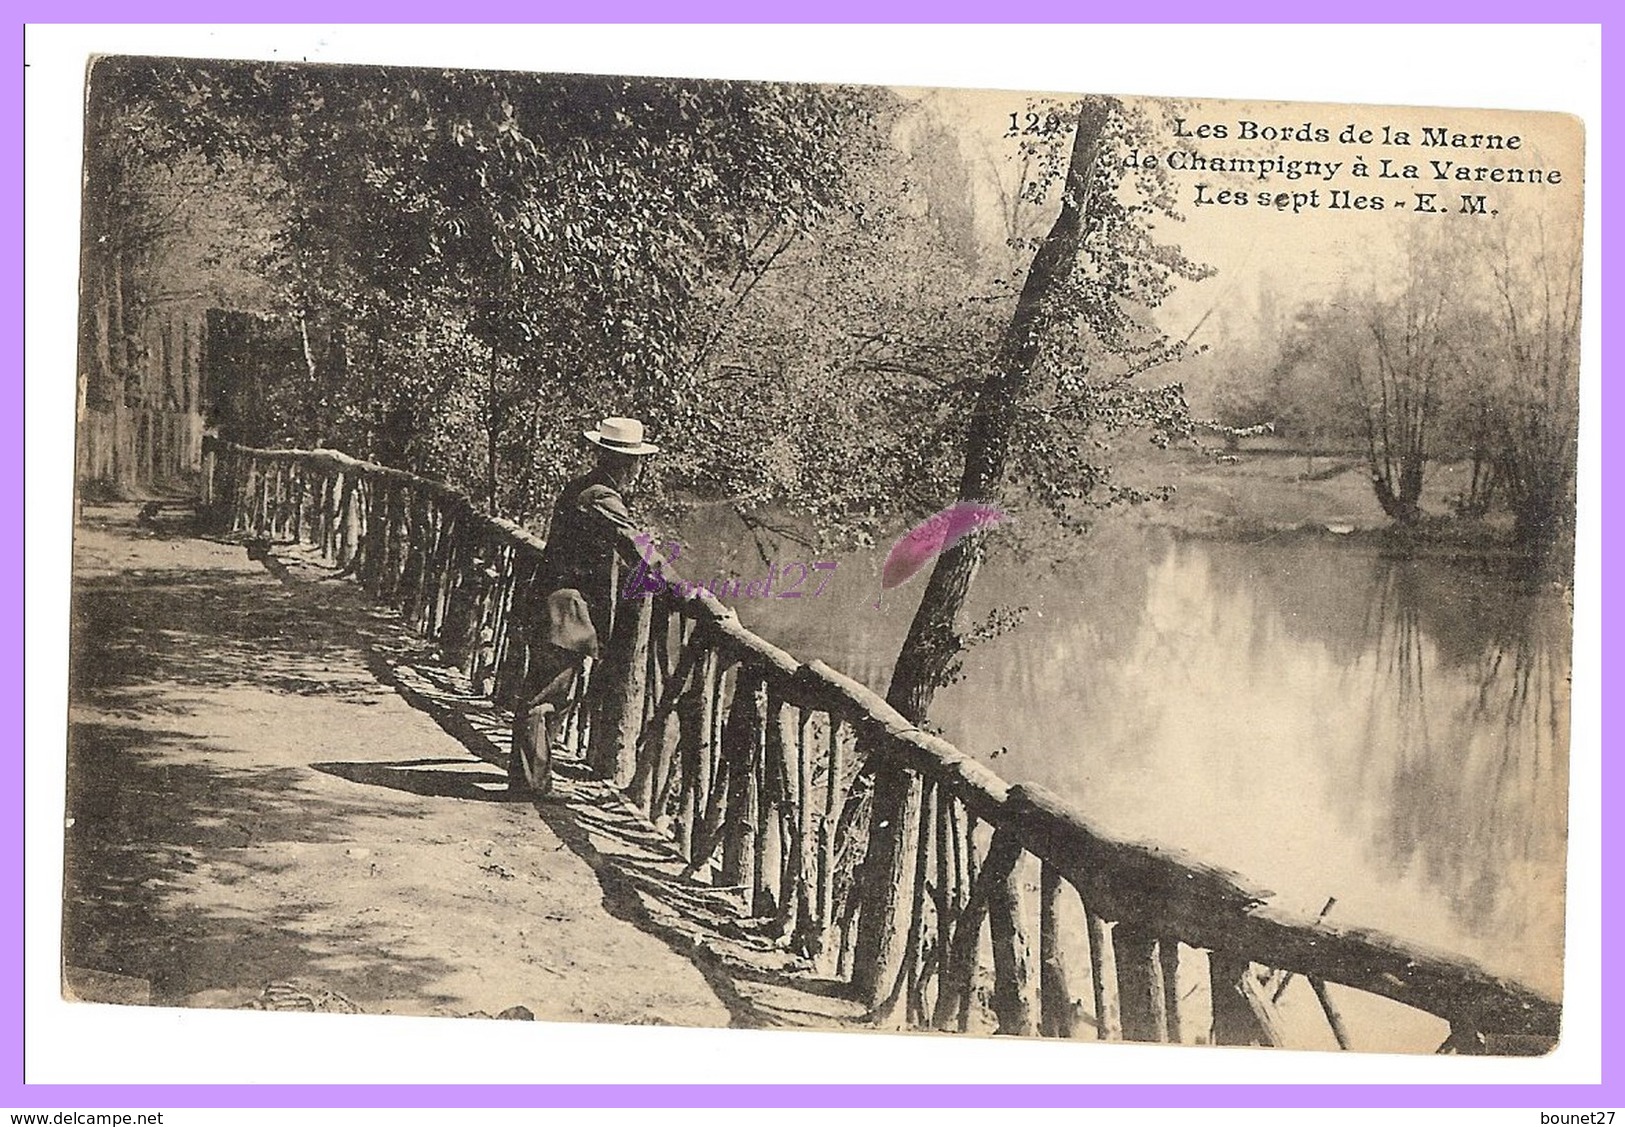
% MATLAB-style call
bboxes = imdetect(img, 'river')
[670,511,1571,1000]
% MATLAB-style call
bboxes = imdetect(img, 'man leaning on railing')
[508,416,661,796]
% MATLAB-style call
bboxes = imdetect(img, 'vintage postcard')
[65,54,1580,1058]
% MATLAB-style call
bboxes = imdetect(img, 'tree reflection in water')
[684,503,1570,998]
[1354,557,1568,987]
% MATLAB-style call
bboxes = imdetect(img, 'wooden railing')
[200,437,1562,1053]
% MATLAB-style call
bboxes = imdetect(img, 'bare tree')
[1475,216,1583,553]
[1309,232,1461,527]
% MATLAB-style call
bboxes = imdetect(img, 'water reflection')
[681,512,1569,997]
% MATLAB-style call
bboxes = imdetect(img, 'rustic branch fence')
[200,437,1561,1054]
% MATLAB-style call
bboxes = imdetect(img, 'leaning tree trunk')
[885,97,1112,724]
[849,98,1116,1012]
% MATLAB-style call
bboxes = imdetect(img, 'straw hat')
[584,416,661,456]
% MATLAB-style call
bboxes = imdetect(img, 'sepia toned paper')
[65,54,1581,1060]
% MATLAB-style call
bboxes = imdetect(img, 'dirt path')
[63,503,861,1030]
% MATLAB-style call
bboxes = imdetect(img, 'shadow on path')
[67,503,863,1030]
[311,759,519,804]
[524,764,865,1030]
[258,541,869,1030]
[64,716,461,1009]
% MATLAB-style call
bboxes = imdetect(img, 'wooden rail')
[200,437,1562,1053]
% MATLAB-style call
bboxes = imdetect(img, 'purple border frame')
[15,7,1611,1110]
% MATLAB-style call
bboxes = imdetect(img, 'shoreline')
[1097,449,1575,583]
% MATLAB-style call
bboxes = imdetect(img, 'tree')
[1290,215,1579,554]
[883,96,1211,723]
[97,57,878,517]
[1464,216,1583,554]
[849,95,1213,1010]
[78,59,285,493]
[1301,229,1464,527]
[671,96,1008,552]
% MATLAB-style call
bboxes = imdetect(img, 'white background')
[23,23,1604,1090]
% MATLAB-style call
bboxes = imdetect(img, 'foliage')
[884,95,1217,720]
[1185,279,1358,454]
[91,56,877,518]
[80,61,278,412]
[1276,217,1580,553]
[1458,216,1583,552]
[676,115,1004,550]
[1297,235,1459,527]
[999,97,1215,536]
[88,63,1220,568]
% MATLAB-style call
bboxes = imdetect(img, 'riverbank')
[1115,447,1483,535]
[1103,448,1571,578]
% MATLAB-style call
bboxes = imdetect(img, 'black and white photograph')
[63,52,1582,1059]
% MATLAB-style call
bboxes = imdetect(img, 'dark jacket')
[533,466,639,647]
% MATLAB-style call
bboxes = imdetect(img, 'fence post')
[588,560,652,788]
[851,759,923,1008]
[1208,951,1283,1047]
[340,471,358,563]
[1038,861,1076,1037]
[987,844,1036,1036]
[721,667,766,896]
[1160,937,1185,1043]
[200,440,216,518]
[1114,921,1168,1042]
